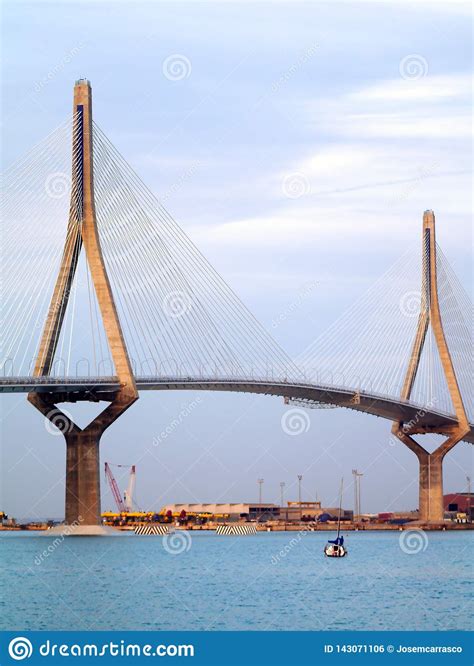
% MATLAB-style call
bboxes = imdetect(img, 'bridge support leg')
[28,392,137,525]
[418,451,444,524]
[392,424,467,523]
[65,429,101,525]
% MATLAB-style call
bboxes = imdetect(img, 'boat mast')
[336,477,344,539]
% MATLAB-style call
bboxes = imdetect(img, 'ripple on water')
[1,531,472,631]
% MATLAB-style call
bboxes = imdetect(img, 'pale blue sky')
[1,1,472,519]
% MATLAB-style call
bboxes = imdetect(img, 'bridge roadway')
[1,376,473,444]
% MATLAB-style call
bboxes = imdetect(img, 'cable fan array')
[435,246,473,421]
[1,118,300,383]
[92,122,300,382]
[1,115,111,378]
[297,241,473,421]
[1,113,472,424]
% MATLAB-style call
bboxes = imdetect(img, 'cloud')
[193,71,468,257]
[348,74,472,103]
[191,144,470,258]
[326,112,471,140]
[303,73,472,141]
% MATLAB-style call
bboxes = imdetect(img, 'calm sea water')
[1,531,472,631]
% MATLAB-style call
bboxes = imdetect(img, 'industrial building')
[444,493,473,521]
[161,503,280,521]
[161,502,352,523]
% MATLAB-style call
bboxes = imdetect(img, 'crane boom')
[105,462,126,512]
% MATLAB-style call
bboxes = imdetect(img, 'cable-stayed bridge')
[1,80,472,526]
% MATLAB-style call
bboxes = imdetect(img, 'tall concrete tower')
[28,80,138,526]
[392,211,469,522]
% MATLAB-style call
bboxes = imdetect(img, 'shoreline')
[1,522,473,533]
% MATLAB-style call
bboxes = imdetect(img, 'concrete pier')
[65,430,101,525]
[29,393,136,525]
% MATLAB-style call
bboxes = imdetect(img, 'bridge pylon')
[392,210,469,523]
[28,80,138,526]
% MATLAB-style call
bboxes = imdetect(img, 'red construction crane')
[104,462,126,512]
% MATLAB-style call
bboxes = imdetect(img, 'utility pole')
[297,474,303,520]
[258,478,264,505]
[280,481,285,507]
[467,476,471,523]
[352,470,357,519]
[280,481,286,522]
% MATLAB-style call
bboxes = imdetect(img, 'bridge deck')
[1,376,473,444]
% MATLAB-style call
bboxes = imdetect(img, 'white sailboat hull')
[324,544,347,557]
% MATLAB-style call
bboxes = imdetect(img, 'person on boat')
[328,535,344,546]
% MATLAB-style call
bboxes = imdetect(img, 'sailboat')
[324,478,347,557]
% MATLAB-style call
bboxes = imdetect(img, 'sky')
[1,0,472,520]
